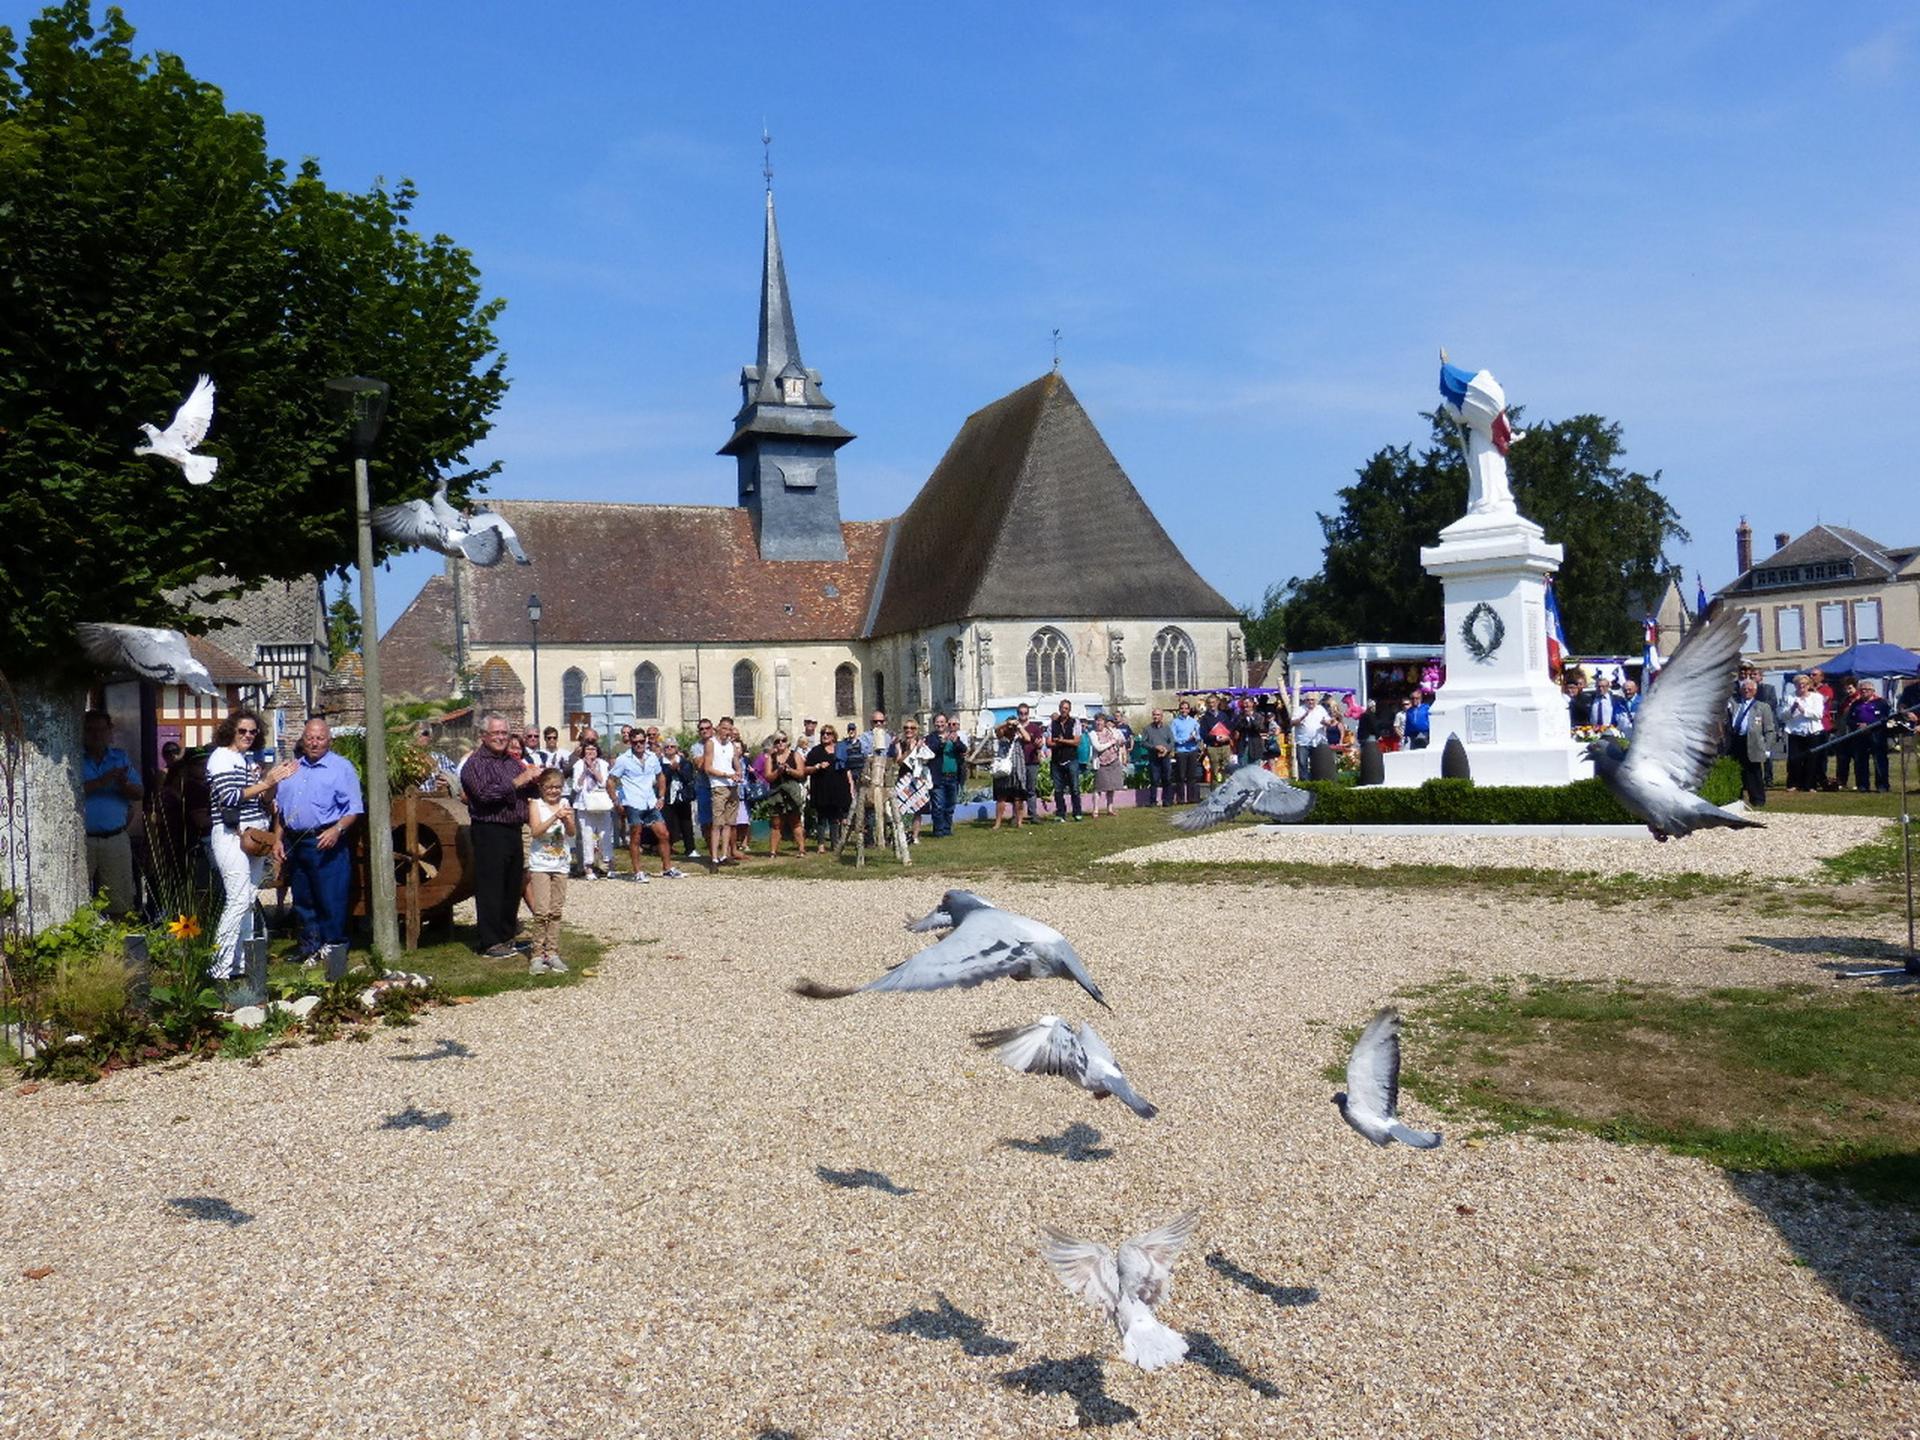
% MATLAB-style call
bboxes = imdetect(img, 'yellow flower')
[167,914,203,941]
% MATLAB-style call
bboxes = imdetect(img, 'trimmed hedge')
[1297,757,1743,825]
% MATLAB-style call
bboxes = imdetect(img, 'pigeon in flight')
[1171,764,1315,831]
[371,479,531,566]
[792,889,1108,1008]
[1333,1006,1442,1149]
[1586,619,1761,840]
[1039,1211,1199,1371]
[134,374,218,485]
[975,1014,1157,1118]
[76,624,218,695]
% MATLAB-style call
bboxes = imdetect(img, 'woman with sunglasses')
[207,710,296,1001]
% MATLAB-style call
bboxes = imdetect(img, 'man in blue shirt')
[81,710,143,916]
[272,718,365,964]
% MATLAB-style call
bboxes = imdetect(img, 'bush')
[1298,757,1743,825]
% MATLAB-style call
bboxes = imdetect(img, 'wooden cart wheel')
[351,794,474,920]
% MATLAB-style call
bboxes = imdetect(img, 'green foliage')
[1294,757,1741,825]
[1279,411,1687,653]
[4,894,121,990]
[1238,580,1289,662]
[326,580,361,665]
[0,3,508,675]
[330,727,435,795]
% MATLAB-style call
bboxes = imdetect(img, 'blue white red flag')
[1543,577,1568,678]
[1438,362,1517,456]
[1642,616,1663,685]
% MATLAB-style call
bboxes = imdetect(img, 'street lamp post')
[326,376,398,966]
[527,593,542,734]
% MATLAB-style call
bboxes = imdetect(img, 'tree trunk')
[7,675,89,932]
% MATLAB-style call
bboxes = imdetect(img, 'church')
[379,185,1246,735]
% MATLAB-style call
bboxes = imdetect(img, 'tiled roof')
[460,503,889,645]
[866,373,1239,637]
[379,572,460,700]
[1724,523,1905,594]
[188,634,266,685]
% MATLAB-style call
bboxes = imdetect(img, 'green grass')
[1387,974,1920,1206]
[1762,784,1912,821]
[265,922,610,1000]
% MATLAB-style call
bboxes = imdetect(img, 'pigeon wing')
[1078,1022,1157,1118]
[370,498,446,550]
[974,1015,1087,1080]
[1346,1007,1403,1121]
[1034,936,1110,1010]
[165,375,216,449]
[455,521,506,567]
[1244,771,1315,823]
[1039,1229,1120,1311]
[1618,619,1744,794]
[1170,767,1261,831]
[860,929,1030,994]
[1121,1210,1200,1305]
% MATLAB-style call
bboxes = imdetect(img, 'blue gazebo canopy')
[1819,642,1920,677]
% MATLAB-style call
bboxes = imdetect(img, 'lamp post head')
[527,593,542,625]
[325,376,391,457]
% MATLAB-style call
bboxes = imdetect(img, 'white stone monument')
[1382,361,1590,788]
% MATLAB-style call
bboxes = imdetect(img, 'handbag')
[991,745,1015,778]
[240,826,276,858]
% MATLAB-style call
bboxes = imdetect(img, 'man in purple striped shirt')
[461,711,546,957]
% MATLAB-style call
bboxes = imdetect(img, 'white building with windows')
[380,186,1243,734]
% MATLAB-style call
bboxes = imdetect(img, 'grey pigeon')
[974,1014,1157,1118]
[1171,764,1314,831]
[1586,619,1761,840]
[792,889,1108,1008]
[1039,1210,1200,1371]
[1333,1006,1442,1149]
[134,374,218,485]
[371,479,531,566]
[76,624,218,695]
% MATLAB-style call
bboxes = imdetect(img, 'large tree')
[0,3,507,923]
[1279,411,1687,655]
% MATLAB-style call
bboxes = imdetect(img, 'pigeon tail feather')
[1121,1314,1187,1371]
[182,454,218,486]
[1388,1122,1443,1149]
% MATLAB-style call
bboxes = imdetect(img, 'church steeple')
[719,174,853,561]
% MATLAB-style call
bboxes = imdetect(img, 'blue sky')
[38,2,1920,646]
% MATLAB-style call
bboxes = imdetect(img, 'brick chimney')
[1735,517,1753,575]
[1773,530,1790,552]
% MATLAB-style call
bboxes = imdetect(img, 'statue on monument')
[1438,358,1526,518]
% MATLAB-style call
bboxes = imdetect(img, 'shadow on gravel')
[752,1431,801,1440]
[1205,1251,1320,1310]
[816,1165,914,1195]
[1184,1329,1282,1398]
[1728,1164,1920,1369]
[391,1038,477,1062]
[1000,1354,1137,1428]
[1746,935,1920,984]
[164,1195,254,1226]
[379,1105,454,1132]
[1000,1121,1113,1163]
[880,1292,1018,1357]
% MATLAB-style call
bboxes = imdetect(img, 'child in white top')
[526,768,575,975]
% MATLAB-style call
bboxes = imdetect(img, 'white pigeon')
[75,623,218,696]
[1171,764,1315,831]
[371,479,531,566]
[1586,618,1762,841]
[793,889,1108,1008]
[1039,1211,1199,1371]
[975,1014,1157,1118]
[1332,1006,1442,1149]
[134,374,218,485]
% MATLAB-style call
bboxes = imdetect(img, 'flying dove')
[1039,1211,1200,1371]
[1171,764,1315,831]
[76,624,218,695]
[975,1014,1157,1118]
[371,479,531,566]
[134,374,218,485]
[1333,1006,1442,1149]
[1586,619,1762,840]
[792,889,1108,1008]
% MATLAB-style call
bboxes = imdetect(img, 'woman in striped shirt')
[207,710,295,991]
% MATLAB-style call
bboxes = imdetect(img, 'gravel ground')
[3,872,1916,1439]
[1103,810,1887,880]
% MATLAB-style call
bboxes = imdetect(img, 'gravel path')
[1103,810,1887,880]
[3,872,1915,1438]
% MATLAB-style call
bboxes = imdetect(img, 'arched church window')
[834,663,858,718]
[1150,627,1197,691]
[633,662,660,720]
[732,660,759,718]
[1025,627,1073,694]
[561,666,586,717]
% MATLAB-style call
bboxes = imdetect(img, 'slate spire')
[757,189,805,385]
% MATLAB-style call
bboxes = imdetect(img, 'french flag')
[1543,577,1568,678]
[1439,362,1517,456]
[1643,616,1663,685]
